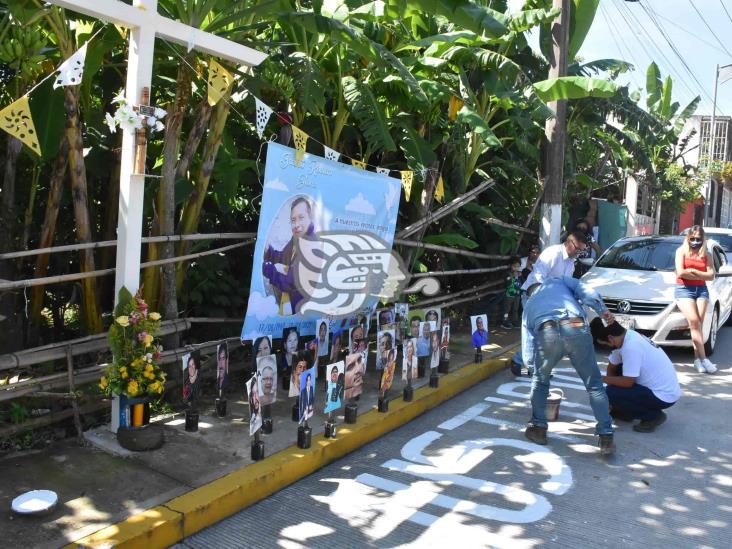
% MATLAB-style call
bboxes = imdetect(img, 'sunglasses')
[689,238,702,243]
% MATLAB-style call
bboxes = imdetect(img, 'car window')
[711,234,732,253]
[595,239,679,271]
[713,247,722,272]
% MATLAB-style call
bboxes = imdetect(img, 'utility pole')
[706,64,719,227]
[541,0,571,248]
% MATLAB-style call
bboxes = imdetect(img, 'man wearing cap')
[512,231,590,376]
[601,322,681,433]
[522,276,616,456]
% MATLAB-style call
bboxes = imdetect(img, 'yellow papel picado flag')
[434,174,445,203]
[207,59,233,106]
[291,126,309,165]
[0,95,41,156]
[351,159,366,170]
[401,170,413,201]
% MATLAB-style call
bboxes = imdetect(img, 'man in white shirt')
[602,322,681,433]
[512,232,589,375]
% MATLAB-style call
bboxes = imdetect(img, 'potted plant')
[100,287,165,442]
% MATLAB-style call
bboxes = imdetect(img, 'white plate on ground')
[11,490,58,515]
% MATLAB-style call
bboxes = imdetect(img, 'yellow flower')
[149,312,161,321]
[145,363,154,372]
[144,371,155,380]
[127,380,139,396]
[99,377,108,390]
[119,366,129,379]
[116,315,130,327]
[143,334,154,348]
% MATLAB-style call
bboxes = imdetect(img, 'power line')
[687,0,732,58]
[613,0,700,104]
[721,0,732,27]
[636,1,722,114]
[649,8,729,56]
[598,2,642,89]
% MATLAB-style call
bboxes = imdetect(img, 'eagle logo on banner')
[292,232,441,318]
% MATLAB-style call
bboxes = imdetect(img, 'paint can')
[546,389,563,422]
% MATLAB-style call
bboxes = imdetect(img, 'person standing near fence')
[674,226,717,374]
[501,258,522,329]
[512,232,588,375]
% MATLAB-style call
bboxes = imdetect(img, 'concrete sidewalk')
[0,327,521,549]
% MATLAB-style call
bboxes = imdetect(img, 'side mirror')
[718,265,732,277]
[578,258,594,267]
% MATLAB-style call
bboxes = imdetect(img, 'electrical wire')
[687,0,732,58]
[612,0,699,102]
[636,1,723,114]
[648,8,729,56]
[598,1,642,90]
[721,0,732,27]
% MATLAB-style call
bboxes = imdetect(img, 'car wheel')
[704,308,719,356]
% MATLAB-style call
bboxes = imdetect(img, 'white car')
[581,235,732,355]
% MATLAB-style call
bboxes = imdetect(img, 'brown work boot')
[524,424,548,445]
[598,434,615,456]
[633,411,667,433]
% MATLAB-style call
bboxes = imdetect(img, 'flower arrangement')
[104,91,166,134]
[100,287,166,398]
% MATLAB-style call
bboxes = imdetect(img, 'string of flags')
[249,93,444,202]
[0,23,445,204]
[0,25,105,157]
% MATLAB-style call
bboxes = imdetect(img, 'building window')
[700,117,730,164]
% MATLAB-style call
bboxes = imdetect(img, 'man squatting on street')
[597,322,681,433]
[522,276,616,456]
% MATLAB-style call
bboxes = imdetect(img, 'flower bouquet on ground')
[100,287,166,399]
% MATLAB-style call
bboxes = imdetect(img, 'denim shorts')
[674,284,709,300]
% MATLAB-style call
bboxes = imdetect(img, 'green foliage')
[423,233,478,249]
[532,76,619,102]
[9,402,29,424]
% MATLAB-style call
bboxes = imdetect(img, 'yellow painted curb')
[67,352,511,548]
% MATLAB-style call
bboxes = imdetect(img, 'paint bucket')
[546,389,563,421]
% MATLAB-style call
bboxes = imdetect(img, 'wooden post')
[65,346,85,445]
[134,87,149,174]
[541,0,571,248]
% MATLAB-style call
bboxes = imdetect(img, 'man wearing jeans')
[512,232,589,376]
[523,276,616,455]
[602,322,681,433]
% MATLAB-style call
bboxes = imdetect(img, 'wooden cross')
[47,0,267,299]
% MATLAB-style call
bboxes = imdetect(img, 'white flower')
[105,112,117,133]
[112,91,126,104]
[154,107,167,119]
[154,120,165,132]
[146,116,156,127]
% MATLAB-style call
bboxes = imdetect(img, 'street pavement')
[174,327,732,549]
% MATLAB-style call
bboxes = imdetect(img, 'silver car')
[581,235,732,355]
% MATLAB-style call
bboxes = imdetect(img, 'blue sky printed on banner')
[241,143,401,340]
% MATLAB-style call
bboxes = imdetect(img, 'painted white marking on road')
[438,402,492,431]
[357,472,546,523]
[401,431,493,474]
[382,458,552,523]
[472,416,586,444]
[485,395,592,411]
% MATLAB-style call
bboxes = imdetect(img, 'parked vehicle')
[680,227,732,254]
[581,235,732,355]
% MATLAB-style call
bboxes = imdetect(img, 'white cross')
[47,0,267,300]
